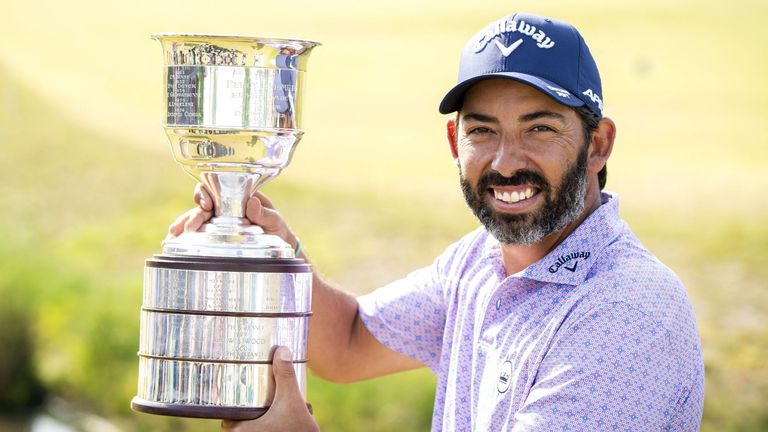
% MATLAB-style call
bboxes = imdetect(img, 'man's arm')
[303,272,423,382]
[168,186,423,383]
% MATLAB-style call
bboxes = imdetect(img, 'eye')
[467,126,493,135]
[530,125,556,133]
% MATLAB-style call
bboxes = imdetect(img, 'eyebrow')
[518,110,567,123]
[460,110,567,125]
[461,112,498,124]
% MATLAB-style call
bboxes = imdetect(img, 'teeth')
[494,188,535,204]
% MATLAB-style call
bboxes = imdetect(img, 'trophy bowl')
[131,34,319,420]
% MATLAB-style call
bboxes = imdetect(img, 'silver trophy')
[131,34,319,420]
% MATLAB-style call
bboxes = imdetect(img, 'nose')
[490,134,527,177]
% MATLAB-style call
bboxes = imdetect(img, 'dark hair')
[574,105,607,190]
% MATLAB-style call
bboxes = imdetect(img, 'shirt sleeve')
[512,301,703,432]
[357,255,450,372]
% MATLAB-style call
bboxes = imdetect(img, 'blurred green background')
[1,0,766,430]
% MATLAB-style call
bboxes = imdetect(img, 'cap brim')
[438,72,585,114]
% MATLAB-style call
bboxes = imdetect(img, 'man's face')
[453,79,591,245]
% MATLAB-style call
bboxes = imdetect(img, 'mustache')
[477,170,550,191]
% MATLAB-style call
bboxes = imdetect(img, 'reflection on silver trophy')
[131,34,319,420]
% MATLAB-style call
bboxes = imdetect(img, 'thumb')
[271,347,305,410]
[244,196,287,236]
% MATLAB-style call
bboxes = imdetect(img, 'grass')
[1,1,767,430]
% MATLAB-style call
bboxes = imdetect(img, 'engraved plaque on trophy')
[131,34,319,420]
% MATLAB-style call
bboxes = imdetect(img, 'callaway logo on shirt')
[548,251,591,274]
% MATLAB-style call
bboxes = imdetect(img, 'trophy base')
[131,397,313,420]
[134,254,313,420]
[131,397,266,420]
[162,223,295,259]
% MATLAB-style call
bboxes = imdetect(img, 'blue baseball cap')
[439,12,604,118]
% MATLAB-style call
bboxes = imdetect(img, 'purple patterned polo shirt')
[358,193,704,431]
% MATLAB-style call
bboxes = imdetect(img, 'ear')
[446,117,459,164]
[588,117,616,175]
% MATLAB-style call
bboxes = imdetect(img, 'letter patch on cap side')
[582,89,604,113]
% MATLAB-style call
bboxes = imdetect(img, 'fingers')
[184,207,213,233]
[166,184,214,242]
[194,184,214,212]
[169,186,299,254]
[166,207,213,242]
[167,209,192,238]
[190,185,284,235]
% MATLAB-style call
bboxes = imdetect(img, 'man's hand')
[166,184,214,239]
[220,347,319,432]
[166,184,298,250]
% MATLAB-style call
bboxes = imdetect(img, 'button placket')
[480,277,520,344]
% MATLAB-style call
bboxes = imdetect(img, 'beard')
[460,143,589,245]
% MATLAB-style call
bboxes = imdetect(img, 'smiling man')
[451,80,603,267]
[174,12,704,432]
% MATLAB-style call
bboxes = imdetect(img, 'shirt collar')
[484,192,626,286]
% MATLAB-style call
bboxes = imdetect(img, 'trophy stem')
[198,170,277,228]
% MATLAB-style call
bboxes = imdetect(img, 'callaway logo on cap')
[439,12,604,118]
